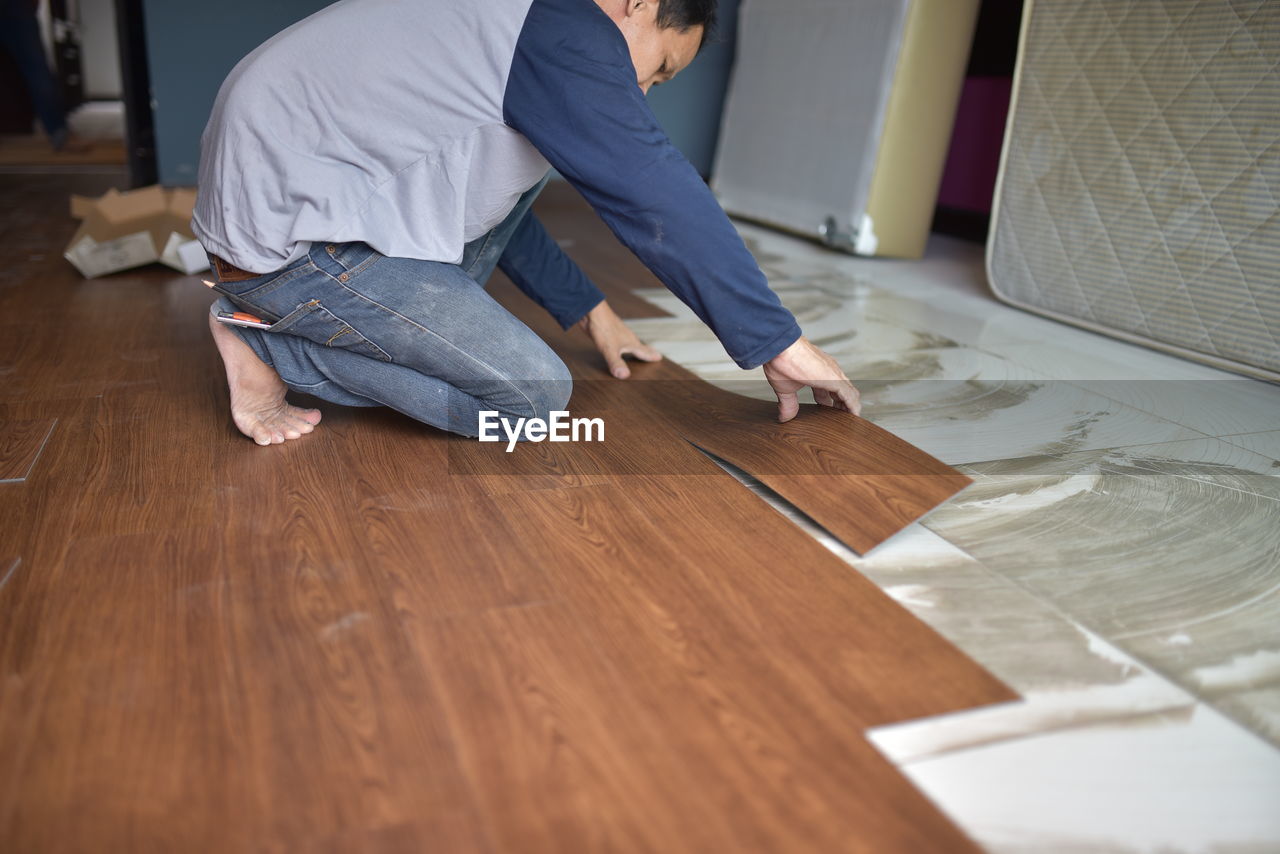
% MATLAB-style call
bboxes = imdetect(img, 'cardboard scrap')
[65,185,210,278]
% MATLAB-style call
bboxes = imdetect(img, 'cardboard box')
[65,185,210,278]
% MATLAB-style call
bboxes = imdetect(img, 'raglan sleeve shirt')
[501,0,802,370]
[497,207,606,331]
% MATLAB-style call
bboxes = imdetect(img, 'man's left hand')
[575,300,662,379]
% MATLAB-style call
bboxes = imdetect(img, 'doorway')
[0,0,153,181]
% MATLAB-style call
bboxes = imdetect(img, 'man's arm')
[498,197,664,378]
[498,208,605,330]
[503,0,801,371]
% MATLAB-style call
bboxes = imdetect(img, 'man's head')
[600,0,717,94]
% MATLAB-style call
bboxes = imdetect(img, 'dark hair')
[655,0,718,49]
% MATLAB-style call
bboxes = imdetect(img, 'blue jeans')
[209,176,572,437]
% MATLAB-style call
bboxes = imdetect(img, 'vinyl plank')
[348,479,563,622]
[654,385,974,554]
[529,185,974,542]
[0,417,55,481]
[421,483,1007,852]
[494,481,1014,726]
[0,399,101,576]
[0,174,122,260]
[207,538,488,850]
[445,403,726,480]
[0,557,18,591]
[346,425,703,618]
[0,296,163,406]
[208,413,546,830]
[421,603,687,853]
[0,531,237,852]
[64,388,218,538]
[0,400,115,822]
[2,530,488,853]
[488,278,972,553]
[0,135,126,166]
[0,246,214,409]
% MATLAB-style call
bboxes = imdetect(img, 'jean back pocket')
[269,300,392,363]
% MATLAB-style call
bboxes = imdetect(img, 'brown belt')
[209,253,259,283]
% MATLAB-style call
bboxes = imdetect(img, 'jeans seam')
[332,282,546,417]
[225,261,318,306]
[333,250,380,277]
[270,298,394,363]
[463,230,498,278]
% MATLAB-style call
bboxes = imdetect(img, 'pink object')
[937,76,1013,213]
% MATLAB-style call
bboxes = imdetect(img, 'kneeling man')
[195,0,860,445]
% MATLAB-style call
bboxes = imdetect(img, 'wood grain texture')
[0,135,126,167]
[408,479,1006,853]
[484,214,973,553]
[0,172,1013,853]
[0,418,55,481]
[0,557,18,593]
[657,385,973,554]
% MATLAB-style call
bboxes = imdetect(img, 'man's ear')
[624,0,652,20]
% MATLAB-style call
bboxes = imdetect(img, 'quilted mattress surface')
[988,0,1280,379]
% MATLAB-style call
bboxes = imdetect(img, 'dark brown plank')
[649,383,973,554]
[495,481,1011,727]
[488,272,972,553]
[0,399,102,582]
[0,557,18,594]
[421,603,685,853]
[0,135,126,166]
[1,531,489,854]
[444,402,725,479]
[0,418,55,481]
[411,483,1004,853]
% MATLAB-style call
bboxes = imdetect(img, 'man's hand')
[575,300,662,379]
[762,336,861,422]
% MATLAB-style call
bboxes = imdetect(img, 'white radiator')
[712,0,978,259]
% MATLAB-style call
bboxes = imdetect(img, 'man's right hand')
[575,299,663,379]
[762,336,861,422]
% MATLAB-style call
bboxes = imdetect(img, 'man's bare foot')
[209,311,322,445]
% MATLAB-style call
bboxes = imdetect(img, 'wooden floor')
[0,173,1016,853]
[0,134,126,167]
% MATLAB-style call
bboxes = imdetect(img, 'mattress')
[988,0,1280,380]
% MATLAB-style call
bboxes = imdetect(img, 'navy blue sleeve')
[502,0,802,369]
[499,210,605,330]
